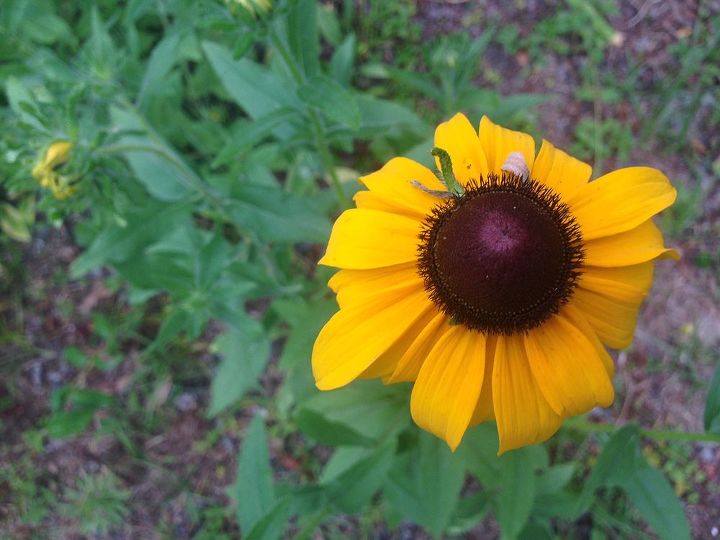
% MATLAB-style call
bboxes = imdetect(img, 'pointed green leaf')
[234,415,275,533]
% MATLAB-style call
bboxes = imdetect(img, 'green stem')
[268,27,350,209]
[310,115,350,208]
[567,417,720,444]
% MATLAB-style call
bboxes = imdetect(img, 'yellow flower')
[32,140,78,200]
[312,113,678,454]
[32,140,72,179]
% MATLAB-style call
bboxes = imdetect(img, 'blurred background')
[1,0,719,538]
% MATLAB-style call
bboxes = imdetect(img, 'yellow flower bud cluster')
[31,140,78,200]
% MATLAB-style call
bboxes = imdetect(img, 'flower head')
[312,113,677,454]
[32,140,79,200]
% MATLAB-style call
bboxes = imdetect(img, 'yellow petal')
[359,307,439,380]
[43,140,72,169]
[524,315,614,417]
[571,288,641,349]
[470,334,496,425]
[493,334,562,454]
[388,310,450,383]
[584,220,679,267]
[562,303,615,378]
[319,209,420,269]
[569,167,677,240]
[531,139,591,200]
[353,191,416,218]
[410,326,487,451]
[479,115,536,175]
[434,113,489,184]
[579,263,653,302]
[313,285,434,390]
[327,262,420,309]
[359,157,445,218]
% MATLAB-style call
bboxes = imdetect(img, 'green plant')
[60,468,131,536]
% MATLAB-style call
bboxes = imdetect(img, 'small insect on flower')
[312,113,678,454]
[32,140,79,200]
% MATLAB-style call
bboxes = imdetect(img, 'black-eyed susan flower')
[312,113,677,454]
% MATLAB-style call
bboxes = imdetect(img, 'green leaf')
[70,200,192,276]
[23,12,74,46]
[299,380,410,442]
[109,106,196,201]
[273,297,336,413]
[460,423,500,483]
[389,68,442,102]
[536,463,576,495]
[211,108,297,169]
[115,253,194,295]
[234,415,276,534]
[47,389,114,439]
[324,440,396,513]
[245,497,290,540]
[208,317,271,417]
[137,33,181,108]
[286,0,321,76]
[202,41,299,125]
[294,409,372,447]
[620,466,691,540]
[385,431,466,536]
[226,184,330,243]
[298,75,361,129]
[319,447,371,483]
[447,492,490,535]
[195,229,232,290]
[316,3,342,46]
[356,95,428,133]
[5,77,44,130]
[704,364,720,434]
[494,449,538,540]
[576,424,641,513]
[329,34,356,87]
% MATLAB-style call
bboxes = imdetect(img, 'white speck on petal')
[501,152,530,179]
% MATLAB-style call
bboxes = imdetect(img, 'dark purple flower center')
[418,173,584,334]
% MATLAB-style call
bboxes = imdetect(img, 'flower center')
[418,173,584,334]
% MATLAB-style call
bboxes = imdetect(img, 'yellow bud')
[33,140,73,181]
[43,140,73,169]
